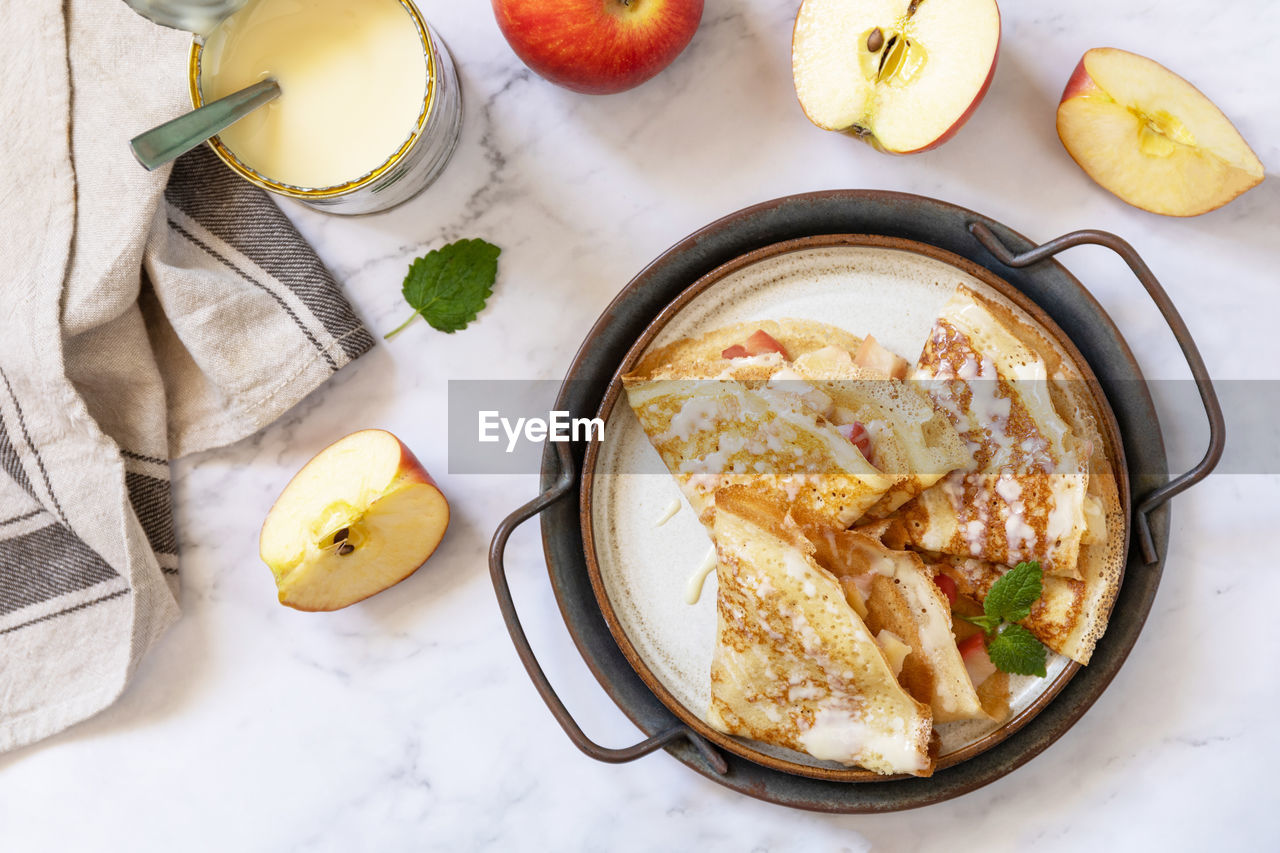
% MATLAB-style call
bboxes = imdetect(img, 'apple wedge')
[792,0,1000,153]
[1057,48,1264,216]
[260,429,449,611]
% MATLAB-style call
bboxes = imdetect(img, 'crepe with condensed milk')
[923,412,1125,666]
[707,487,933,775]
[622,376,894,529]
[801,524,986,722]
[623,319,969,529]
[893,287,1103,578]
[788,344,971,517]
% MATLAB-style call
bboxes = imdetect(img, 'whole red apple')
[492,0,704,95]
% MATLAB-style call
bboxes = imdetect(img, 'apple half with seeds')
[260,429,449,611]
[1056,47,1264,216]
[792,0,1001,153]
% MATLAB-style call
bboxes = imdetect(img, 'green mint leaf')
[986,624,1048,677]
[385,238,501,339]
[983,561,1043,624]
[957,612,1001,635]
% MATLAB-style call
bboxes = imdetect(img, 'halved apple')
[260,429,449,612]
[792,0,1000,153]
[1057,48,1264,216]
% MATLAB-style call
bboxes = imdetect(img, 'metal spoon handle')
[130,78,280,170]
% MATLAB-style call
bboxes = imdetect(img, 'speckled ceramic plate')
[580,235,1126,782]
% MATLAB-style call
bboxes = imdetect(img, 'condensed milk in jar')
[189,0,461,214]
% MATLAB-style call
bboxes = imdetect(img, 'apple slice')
[792,0,1000,153]
[958,631,997,687]
[1057,48,1264,216]
[260,429,449,611]
[853,334,909,378]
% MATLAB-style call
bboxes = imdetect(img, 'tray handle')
[488,441,728,774]
[969,223,1225,564]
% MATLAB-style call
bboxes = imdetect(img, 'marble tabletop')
[3,1,1278,850]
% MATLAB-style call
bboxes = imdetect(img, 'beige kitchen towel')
[0,1,374,751]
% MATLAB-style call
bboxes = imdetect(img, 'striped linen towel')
[0,0,373,751]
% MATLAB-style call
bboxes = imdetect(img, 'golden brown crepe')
[622,376,895,529]
[789,345,971,516]
[865,290,1128,665]
[928,433,1125,666]
[621,302,1125,779]
[802,525,986,722]
[895,287,1102,578]
[623,319,969,529]
[707,487,933,775]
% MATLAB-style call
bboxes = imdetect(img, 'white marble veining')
[3,1,1279,849]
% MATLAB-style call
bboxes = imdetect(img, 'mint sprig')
[958,561,1048,677]
[385,238,501,339]
[987,624,1047,677]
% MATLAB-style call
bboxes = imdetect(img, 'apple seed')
[866,28,884,52]
[329,526,355,555]
[876,35,899,79]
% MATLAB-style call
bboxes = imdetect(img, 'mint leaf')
[983,561,1042,624]
[986,624,1047,677]
[957,612,1001,635]
[385,238,501,339]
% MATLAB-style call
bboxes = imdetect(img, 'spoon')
[130,78,280,170]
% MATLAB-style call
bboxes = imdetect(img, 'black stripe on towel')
[165,148,375,362]
[0,369,66,522]
[168,219,340,371]
[0,417,37,500]
[0,523,119,616]
[125,471,177,557]
[122,449,168,467]
[0,587,128,636]
[0,510,42,530]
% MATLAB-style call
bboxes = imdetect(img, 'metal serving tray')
[489,190,1223,812]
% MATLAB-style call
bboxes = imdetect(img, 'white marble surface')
[3,1,1279,849]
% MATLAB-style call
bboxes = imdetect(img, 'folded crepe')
[623,319,968,529]
[707,486,933,775]
[623,323,902,530]
[802,524,985,722]
[894,287,1103,578]
[871,297,1127,665]
[789,344,971,517]
[623,377,893,528]
[925,427,1125,666]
